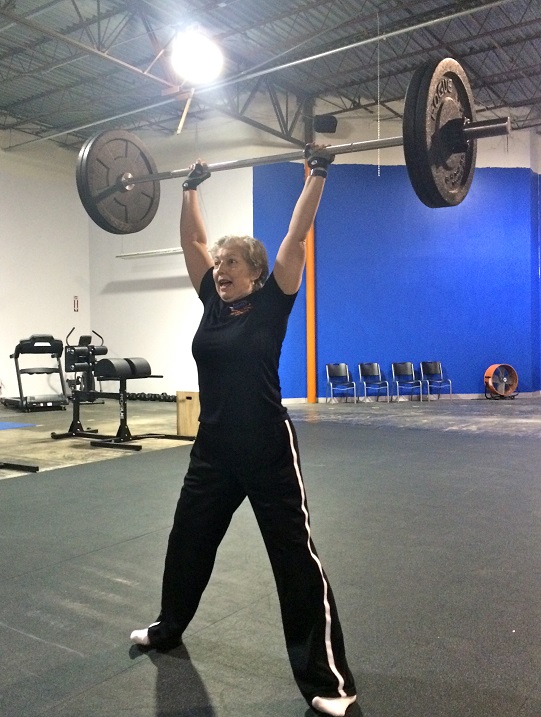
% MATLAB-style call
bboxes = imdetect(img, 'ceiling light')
[171,29,224,85]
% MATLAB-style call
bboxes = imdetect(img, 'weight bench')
[52,356,193,451]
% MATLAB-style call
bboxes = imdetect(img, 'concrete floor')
[2,393,541,479]
[0,397,190,479]
[289,394,541,437]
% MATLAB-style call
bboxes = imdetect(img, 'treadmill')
[2,334,70,411]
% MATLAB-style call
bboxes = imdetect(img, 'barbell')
[76,58,512,235]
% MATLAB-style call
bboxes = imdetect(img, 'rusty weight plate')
[403,58,477,208]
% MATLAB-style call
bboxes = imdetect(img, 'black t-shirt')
[192,267,297,427]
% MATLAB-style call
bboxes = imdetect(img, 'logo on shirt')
[228,299,253,317]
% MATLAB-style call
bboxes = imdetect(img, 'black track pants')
[149,419,356,703]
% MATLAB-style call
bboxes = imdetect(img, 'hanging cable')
[377,12,381,177]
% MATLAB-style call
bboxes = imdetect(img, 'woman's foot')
[130,628,151,646]
[130,622,182,651]
[311,695,358,717]
[130,621,159,647]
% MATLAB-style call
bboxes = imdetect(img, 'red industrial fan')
[484,364,519,399]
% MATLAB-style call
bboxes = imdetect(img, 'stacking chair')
[358,362,390,402]
[325,363,357,402]
[391,361,423,401]
[420,361,452,399]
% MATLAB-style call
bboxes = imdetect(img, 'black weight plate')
[403,58,477,208]
[76,132,130,233]
[76,130,160,234]
[76,135,101,227]
[412,60,458,208]
[403,61,440,208]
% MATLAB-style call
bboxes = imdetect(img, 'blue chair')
[358,363,390,402]
[391,361,423,401]
[420,361,452,399]
[326,363,357,402]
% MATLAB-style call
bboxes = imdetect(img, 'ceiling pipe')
[215,0,516,89]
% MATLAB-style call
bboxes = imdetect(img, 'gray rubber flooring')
[1,398,541,716]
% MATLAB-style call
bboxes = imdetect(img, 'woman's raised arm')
[180,162,214,293]
[273,145,334,295]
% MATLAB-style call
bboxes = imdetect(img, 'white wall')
[531,132,541,174]
[0,111,535,401]
[0,134,90,399]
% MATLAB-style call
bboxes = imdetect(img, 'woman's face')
[212,244,261,303]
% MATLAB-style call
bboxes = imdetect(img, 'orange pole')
[305,167,317,403]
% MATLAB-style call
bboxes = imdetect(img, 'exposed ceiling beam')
[0,6,176,89]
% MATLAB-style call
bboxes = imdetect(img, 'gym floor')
[0,396,190,476]
[3,394,541,476]
[1,396,541,716]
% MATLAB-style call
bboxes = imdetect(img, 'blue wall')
[253,164,307,399]
[254,162,539,397]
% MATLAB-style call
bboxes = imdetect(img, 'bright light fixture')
[171,29,224,85]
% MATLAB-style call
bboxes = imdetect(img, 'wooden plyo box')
[176,391,200,438]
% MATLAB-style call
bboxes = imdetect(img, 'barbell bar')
[117,118,510,186]
[76,58,512,235]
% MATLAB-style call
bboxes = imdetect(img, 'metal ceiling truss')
[195,79,309,147]
[0,0,540,149]
[0,1,315,147]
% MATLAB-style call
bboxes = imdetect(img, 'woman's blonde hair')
[210,235,269,290]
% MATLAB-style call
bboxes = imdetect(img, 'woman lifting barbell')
[130,144,360,717]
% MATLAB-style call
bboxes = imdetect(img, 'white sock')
[130,628,150,646]
[130,622,159,646]
[311,695,357,717]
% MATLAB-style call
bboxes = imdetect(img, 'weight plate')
[403,61,438,208]
[403,58,477,208]
[76,130,160,234]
